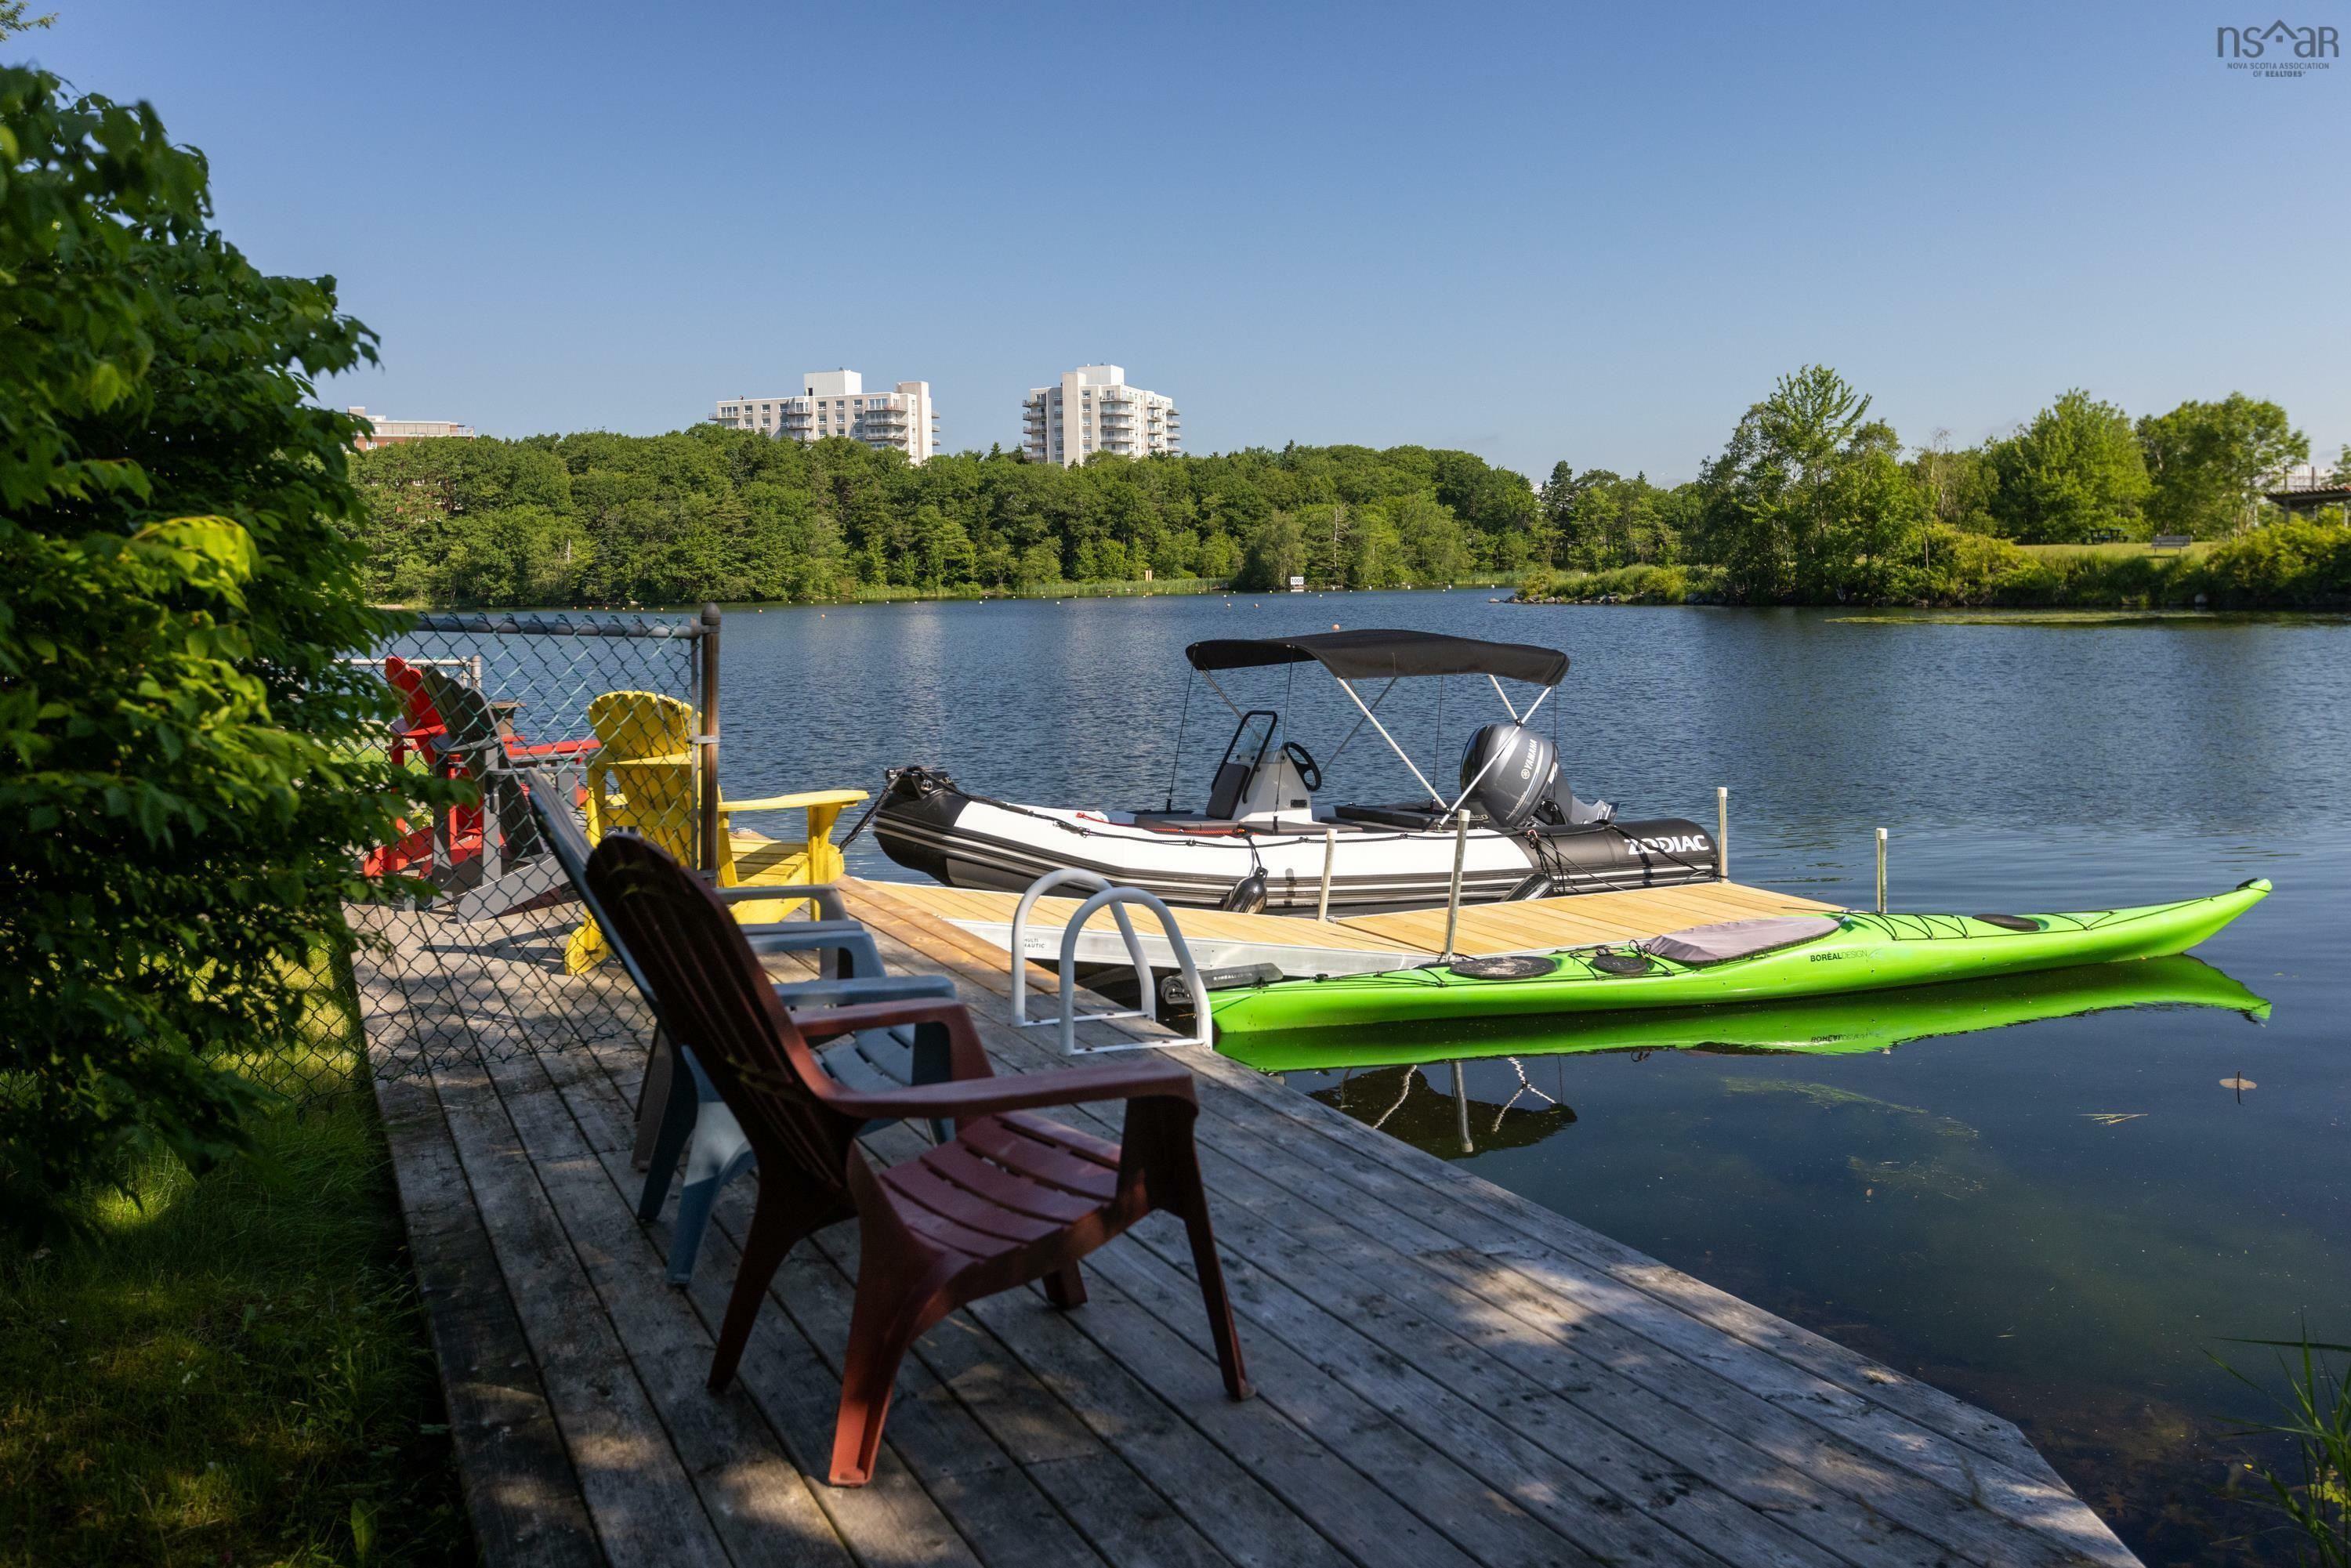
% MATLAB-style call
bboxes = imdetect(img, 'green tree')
[910,503,975,590]
[1014,539,1063,588]
[1383,492,1468,583]
[347,435,1557,604]
[1911,433,1998,535]
[0,2,56,38]
[2137,393,2308,538]
[1,68,443,1241]
[1986,389,2151,542]
[1235,512,1306,589]
[1696,365,1924,599]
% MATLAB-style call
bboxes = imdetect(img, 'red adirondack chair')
[365,659,600,881]
[585,833,1250,1487]
[382,655,449,769]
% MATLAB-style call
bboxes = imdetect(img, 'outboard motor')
[1457,722,1559,831]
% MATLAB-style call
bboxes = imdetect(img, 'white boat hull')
[873,777,1719,913]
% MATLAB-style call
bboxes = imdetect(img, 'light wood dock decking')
[354,878,2141,1568]
[870,877,1842,964]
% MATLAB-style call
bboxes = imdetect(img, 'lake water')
[715,590,2349,1564]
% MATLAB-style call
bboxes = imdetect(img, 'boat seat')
[1640,914,1842,966]
[1204,760,1252,819]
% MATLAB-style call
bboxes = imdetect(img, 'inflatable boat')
[872,628,1719,914]
[1207,879,2272,1041]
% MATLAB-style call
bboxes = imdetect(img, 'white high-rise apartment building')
[1021,365,1180,466]
[715,370,940,463]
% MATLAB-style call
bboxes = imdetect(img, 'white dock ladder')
[1008,868,1212,1055]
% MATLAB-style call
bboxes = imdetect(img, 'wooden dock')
[354,878,2143,1568]
[872,876,1845,977]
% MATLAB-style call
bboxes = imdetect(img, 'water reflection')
[1228,956,2269,1074]
[1314,1057,1578,1158]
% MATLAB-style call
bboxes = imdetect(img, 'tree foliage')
[0,67,440,1241]
[1984,389,2151,543]
[2138,393,2308,539]
[345,364,2327,610]
[0,2,57,40]
[1690,366,1926,600]
[348,435,1545,603]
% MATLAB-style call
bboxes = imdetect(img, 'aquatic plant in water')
[2222,1334,2351,1565]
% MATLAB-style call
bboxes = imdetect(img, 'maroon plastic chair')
[585,832,1250,1487]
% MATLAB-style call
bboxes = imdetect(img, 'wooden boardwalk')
[353,880,2142,1568]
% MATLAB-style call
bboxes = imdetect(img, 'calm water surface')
[717,591,2349,1565]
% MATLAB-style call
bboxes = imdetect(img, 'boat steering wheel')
[1281,740,1322,791]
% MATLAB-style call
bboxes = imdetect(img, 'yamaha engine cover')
[1457,722,1558,831]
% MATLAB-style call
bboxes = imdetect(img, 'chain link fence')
[277,610,723,1102]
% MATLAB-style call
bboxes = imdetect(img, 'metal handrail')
[1008,868,1212,1054]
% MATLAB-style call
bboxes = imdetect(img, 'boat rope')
[1432,675,1444,791]
[1324,677,1398,764]
[835,773,900,849]
[1164,671,1194,813]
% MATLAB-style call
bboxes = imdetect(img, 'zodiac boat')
[872,628,1718,914]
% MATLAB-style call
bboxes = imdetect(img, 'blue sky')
[24,0,2349,480]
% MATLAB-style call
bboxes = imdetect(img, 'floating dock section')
[860,876,1845,976]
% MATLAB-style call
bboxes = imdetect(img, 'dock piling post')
[1316,827,1336,922]
[1441,810,1469,961]
[1716,787,1729,882]
[1875,827,1887,913]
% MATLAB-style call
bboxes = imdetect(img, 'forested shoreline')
[347,366,2351,610]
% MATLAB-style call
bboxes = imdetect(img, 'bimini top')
[1184,628,1568,687]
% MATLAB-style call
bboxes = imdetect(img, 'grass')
[0,972,466,1567]
[2015,540,2213,561]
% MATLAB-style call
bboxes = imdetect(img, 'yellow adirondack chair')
[564,690,867,972]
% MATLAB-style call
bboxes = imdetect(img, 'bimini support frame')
[1331,677,1446,803]
[1329,674,1556,820]
[1009,867,1211,1055]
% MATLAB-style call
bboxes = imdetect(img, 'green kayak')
[1219,954,2270,1072]
[1208,878,2272,1042]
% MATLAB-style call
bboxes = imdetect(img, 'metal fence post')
[698,603,722,878]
